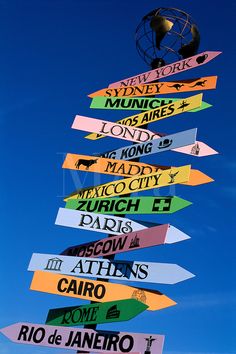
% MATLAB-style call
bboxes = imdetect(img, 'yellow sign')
[85,93,202,140]
[64,165,191,201]
[30,271,176,311]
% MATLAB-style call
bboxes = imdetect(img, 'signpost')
[45,299,148,326]
[89,75,217,98]
[60,224,190,258]
[28,253,195,284]
[108,51,221,87]
[64,165,191,201]
[0,322,165,353]
[30,271,176,311]
[65,196,192,214]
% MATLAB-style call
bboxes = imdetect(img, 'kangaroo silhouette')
[190,79,207,87]
[75,158,98,170]
[168,83,185,91]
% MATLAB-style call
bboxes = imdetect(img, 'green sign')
[90,96,212,112]
[46,299,148,326]
[65,196,192,215]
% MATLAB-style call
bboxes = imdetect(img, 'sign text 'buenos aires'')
[65,196,192,214]
[0,322,164,353]
[89,75,217,98]
[64,165,191,201]
[30,271,176,311]
[86,97,209,141]
[73,93,202,139]
[60,223,190,258]
[28,253,195,285]
[108,51,221,88]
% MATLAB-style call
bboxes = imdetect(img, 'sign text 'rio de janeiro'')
[0,322,165,353]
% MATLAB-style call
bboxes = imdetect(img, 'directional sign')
[73,94,202,138]
[72,115,169,143]
[61,224,190,258]
[63,153,165,177]
[30,271,176,311]
[89,76,217,98]
[64,165,191,201]
[90,96,211,113]
[63,153,213,186]
[28,253,195,285]
[72,114,199,145]
[108,51,221,88]
[98,131,217,159]
[45,299,148,326]
[0,322,165,353]
[55,208,147,235]
[65,196,192,215]
[174,141,219,157]
[98,129,196,159]
[85,99,208,141]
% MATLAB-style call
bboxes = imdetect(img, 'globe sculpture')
[135,7,200,68]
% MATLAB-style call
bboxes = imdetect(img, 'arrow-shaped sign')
[0,322,165,353]
[72,115,199,145]
[108,51,221,88]
[85,98,208,141]
[73,94,202,139]
[98,129,197,158]
[45,299,148,326]
[30,271,176,311]
[60,224,189,258]
[89,76,217,98]
[63,153,213,186]
[55,208,148,235]
[90,96,211,113]
[28,253,195,285]
[65,196,192,214]
[64,165,191,201]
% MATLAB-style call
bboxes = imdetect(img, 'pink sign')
[61,224,190,258]
[72,115,161,143]
[0,322,164,353]
[108,51,222,88]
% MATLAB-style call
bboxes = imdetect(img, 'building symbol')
[191,142,200,155]
[129,234,140,248]
[45,257,63,271]
[106,305,120,319]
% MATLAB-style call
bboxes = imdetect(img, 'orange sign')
[30,271,176,311]
[88,76,217,98]
[63,153,213,186]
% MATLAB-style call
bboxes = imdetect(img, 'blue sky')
[0,0,235,353]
